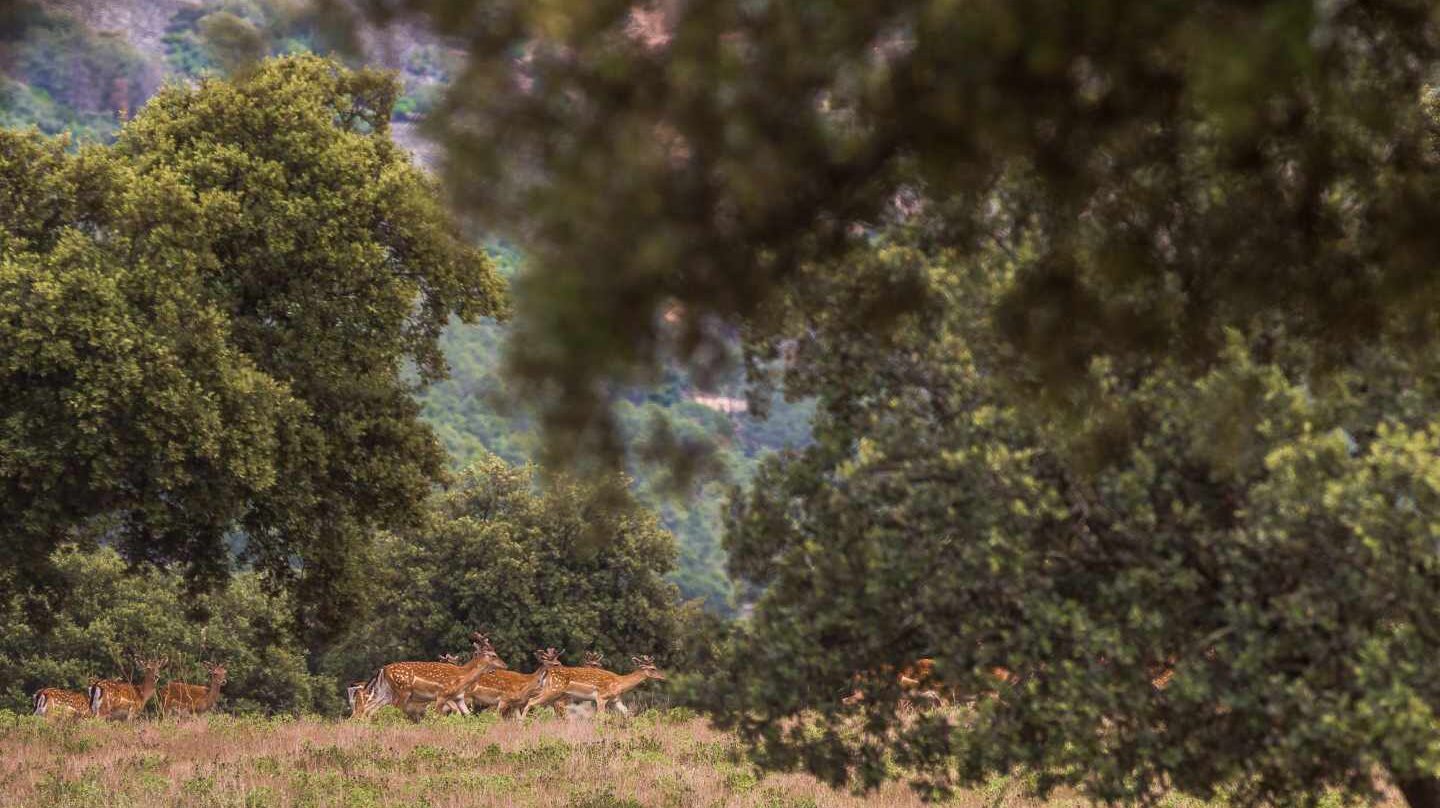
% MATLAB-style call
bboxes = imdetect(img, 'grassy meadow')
[0,708,1007,808]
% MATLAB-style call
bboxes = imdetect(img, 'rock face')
[46,0,192,55]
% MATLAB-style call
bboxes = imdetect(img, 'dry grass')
[0,708,1077,808]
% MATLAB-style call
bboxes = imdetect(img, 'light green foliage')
[319,453,681,680]
[0,545,328,714]
[0,56,503,644]
[689,229,1440,805]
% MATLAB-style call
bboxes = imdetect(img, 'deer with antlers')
[522,653,666,718]
[360,632,507,720]
[158,661,227,718]
[90,656,168,720]
[460,648,557,718]
[33,687,93,718]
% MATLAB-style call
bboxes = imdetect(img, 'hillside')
[0,0,812,612]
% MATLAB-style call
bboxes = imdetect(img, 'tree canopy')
[360,0,1440,468]
[0,54,503,643]
[690,227,1440,806]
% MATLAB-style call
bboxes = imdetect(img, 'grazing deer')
[464,648,557,718]
[346,680,372,719]
[158,662,227,718]
[33,687,92,718]
[523,654,666,718]
[362,632,507,720]
[90,657,168,720]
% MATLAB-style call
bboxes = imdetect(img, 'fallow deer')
[158,662,227,718]
[33,687,92,718]
[523,654,666,717]
[843,658,954,710]
[346,680,372,719]
[362,632,507,720]
[90,657,168,720]
[464,648,556,718]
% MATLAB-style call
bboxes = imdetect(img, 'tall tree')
[692,225,1440,807]
[0,55,504,644]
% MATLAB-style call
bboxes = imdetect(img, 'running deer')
[90,656,168,720]
[523,654,666,717]
[158,662,227,717]
[464,648,557,718]
[361,632,507,720]
[33,687,92,718]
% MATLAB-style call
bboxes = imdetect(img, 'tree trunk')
[1396,776,1440,808]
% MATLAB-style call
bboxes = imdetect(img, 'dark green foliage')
[0,56,503,645]
[368,0,1440,474]
[688,230,1440,806]
[0,545,330,715]
[319,454,681,682]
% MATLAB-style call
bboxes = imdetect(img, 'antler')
[584,650,605,667]
[438,653,462,665]
[632,655,656,668]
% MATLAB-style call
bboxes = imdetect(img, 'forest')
[5,1,1440,807]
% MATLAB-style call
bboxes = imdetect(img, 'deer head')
[631,655,665,681]
[535,648,563,668]
[469,632,508,670]
[583,650,605,668]
[204,661,228,686]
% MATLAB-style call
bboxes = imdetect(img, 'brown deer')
[361,632,507,720]
[158,662,227,718]
[90,656,168,720]
[464,648,557,718]
[33,687,92,718]
[346,680,372,719]
[843,658,953,710]
[523,654,666,717]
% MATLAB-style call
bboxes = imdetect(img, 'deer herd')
[30,632,667,723]
[347,634,667,721]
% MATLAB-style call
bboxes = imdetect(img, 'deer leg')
[523,688,558,718]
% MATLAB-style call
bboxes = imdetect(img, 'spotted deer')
[464,648,557,718]
[158,662,227,718]
[523,654,666,717]
[90,657,168,720]
[33,687,92,718]
[361,633,507,720]
[346,680,372,719]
